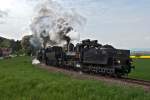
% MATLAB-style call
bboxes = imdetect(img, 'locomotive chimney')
[67,37,71,52]
[63,35,71,52]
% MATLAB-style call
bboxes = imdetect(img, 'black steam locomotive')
[37,39,134,77]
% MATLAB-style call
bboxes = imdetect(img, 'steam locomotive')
[37,39,134,77]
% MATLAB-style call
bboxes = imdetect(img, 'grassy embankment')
[0,56,150,100]
[129,58,150,80]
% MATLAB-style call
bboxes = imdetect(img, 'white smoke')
[32,58,40,65]
[30,0,86,49]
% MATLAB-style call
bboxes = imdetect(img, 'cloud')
[145,36,150,41]
[0,0,150,48]
[0,10,8,18]
[0,9,8,24]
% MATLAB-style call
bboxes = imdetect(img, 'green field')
[129,59,150,80]
[0,57,150,100]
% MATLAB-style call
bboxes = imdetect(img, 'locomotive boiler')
[37,39,134,77]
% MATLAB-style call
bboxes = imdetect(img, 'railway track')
[87,73,150,88]
[39,64,150,90]
[120,78,150,87]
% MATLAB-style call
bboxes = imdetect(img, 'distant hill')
[131,48,150,52]
[131,48,150,55]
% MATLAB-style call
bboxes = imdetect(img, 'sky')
[0,0,150,49]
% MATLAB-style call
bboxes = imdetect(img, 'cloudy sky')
[0,0,150,49]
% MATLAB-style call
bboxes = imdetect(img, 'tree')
[10,39,22,54]
[0,36,23,55]
[0,37,11,48]
[21,35,32,56]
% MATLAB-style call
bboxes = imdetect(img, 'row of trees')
[0,37,22,54]
[0,36,33,56]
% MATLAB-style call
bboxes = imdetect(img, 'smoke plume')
[30,0,86,49]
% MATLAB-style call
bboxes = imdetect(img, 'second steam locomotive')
[38,39,134,77]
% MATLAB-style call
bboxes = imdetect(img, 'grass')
[129,59,150,80]
[0,56,150,100]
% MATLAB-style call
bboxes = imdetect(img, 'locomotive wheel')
[116,72,122,78]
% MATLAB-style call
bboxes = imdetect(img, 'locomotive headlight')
[76,63,81,68]
[117,60,121,64]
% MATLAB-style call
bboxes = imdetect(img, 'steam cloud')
[30,0,86,49]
